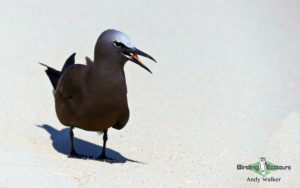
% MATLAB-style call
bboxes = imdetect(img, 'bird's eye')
[114,41,124,48]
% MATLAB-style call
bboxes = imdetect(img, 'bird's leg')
[96,129,117,162]
[98,129,108,159]
[68,127,80,157]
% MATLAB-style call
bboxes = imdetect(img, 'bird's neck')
[93,58,126,76]
[88,58,127,95]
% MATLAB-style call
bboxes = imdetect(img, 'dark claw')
[95,154,123,163]
[68,150,88,159]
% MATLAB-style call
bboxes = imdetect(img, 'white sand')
[0,0,300,187]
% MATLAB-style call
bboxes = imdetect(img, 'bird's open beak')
[121,48,156,73]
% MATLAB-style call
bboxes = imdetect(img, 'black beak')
[121,47,156,74]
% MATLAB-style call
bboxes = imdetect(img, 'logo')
[237,157,291,183]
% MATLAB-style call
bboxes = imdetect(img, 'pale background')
[0,0,300,187]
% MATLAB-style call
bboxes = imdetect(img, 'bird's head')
[94,29,156,73]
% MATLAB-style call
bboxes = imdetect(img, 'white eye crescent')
[114,41,123,48]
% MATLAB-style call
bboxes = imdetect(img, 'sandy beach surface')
[0,0,300,187]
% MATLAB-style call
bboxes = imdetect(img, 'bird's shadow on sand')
[37,124,142,164]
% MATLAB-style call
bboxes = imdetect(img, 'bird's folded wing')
[55,64,88,99]
[85,57,93,66]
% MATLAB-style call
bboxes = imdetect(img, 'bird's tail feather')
[39,53,76,89]
[39,63,61,89]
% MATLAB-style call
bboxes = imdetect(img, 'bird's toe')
[68,150,88,159]
[95,154,122,163]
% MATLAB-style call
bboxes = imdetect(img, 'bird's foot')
[95,153,121,163]
[68,150,88,159]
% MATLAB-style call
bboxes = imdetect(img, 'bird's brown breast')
[54,64,129,131]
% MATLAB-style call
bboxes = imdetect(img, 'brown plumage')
[40,29,156,161]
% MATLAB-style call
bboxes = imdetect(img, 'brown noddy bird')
[40,29,156,161]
